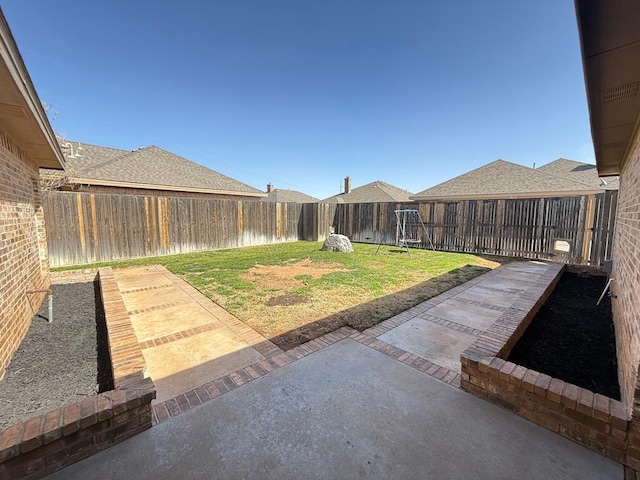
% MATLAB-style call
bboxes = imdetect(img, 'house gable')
[321,180,413,204]
[54,141,265,198]
[411,159,604,201]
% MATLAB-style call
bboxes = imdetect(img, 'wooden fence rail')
[43,191,616,267]
[331,191,617,266]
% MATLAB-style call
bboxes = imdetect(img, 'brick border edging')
[151,326,356,423]
[460,262,633,466]
[152,326,463,425]
[0,268,156,479]
[49,269,99,285]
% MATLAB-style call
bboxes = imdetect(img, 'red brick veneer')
[0,129,50,380]
[0,267,155,479]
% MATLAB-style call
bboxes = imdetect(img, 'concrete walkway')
[371,261,555,376]
[112,265,282,404]
[47,261,622,478]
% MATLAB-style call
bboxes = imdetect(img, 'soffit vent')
[602,81,639,103]
[0,102,28,117]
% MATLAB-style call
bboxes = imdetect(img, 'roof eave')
[574,0,640,176]
[70,178,267,197]
[0,9,64,169]
[411,189,604,201]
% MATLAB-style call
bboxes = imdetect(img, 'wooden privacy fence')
[44,191,617,267]
[332,191,618,266]
[43,192,335,267]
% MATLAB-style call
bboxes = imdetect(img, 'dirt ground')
[508,272,620,400]
[240,258,349,290]
[0,282,112,430]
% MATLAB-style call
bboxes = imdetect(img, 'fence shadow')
[269,264,493,350]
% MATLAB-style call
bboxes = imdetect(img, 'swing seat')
[399,238,421,245]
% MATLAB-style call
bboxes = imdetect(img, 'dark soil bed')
[0,282,113,430]
[508,272,620,400]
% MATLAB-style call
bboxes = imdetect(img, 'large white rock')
[321,234,354,253]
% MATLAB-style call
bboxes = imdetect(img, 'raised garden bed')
[460,263,631,466]
[0,268,155,479]
[0,281,113,429]
[508,271,619,400]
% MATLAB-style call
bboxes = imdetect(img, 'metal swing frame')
[376,209,435,257]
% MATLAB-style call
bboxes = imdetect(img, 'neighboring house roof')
[411,159,605,201]
[536,158,619,190]
[321,180,413,204]
[54,141,264,197]
[0,8,63,168]
[262,189,319,203]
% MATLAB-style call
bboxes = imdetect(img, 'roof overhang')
[68,177,267,197]
[574,0,640,176]
[0,9,64,169]
[411,189,603,202]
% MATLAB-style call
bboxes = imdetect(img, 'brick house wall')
[0,127,50,379]
[611,128,640,411]
[611,128,640,412]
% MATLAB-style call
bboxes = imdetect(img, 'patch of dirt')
[508,272,620,400]
[0,282,113,430]
[240,258,348,289]
[270,265,491,350]
[266,293,310,307]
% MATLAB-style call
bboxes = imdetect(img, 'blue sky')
[2,1,592,199]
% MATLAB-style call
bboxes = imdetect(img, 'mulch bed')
[508,272,620,400]
[0,282,112,430]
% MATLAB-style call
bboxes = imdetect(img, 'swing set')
[375,209,435,257]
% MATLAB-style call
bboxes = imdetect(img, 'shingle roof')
[321,180,413,204]
[261,189,319,203]
[536,158,619,191]
[56,141,264,196]
[411,160,604,200]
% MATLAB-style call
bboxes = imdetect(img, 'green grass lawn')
[58,241,504,348]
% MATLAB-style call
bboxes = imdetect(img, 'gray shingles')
[261,189,319,203]
[411,159,606,200]
[536,158,619,190]
[321,180,413,204]
[59,141,263,195]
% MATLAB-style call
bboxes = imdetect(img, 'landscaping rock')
[321,234,354,253]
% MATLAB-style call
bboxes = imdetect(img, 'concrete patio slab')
[119,283,193,312]
[506,261,551,274]
[456,285,520,309]
[470,275,531,292]
[112,270,174,291]
[144,328,265,403]
[428,298,503,330]
[129,303,220,342]
[379,318,477,370]
[48,339,621,480]
[109,265,279,405]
